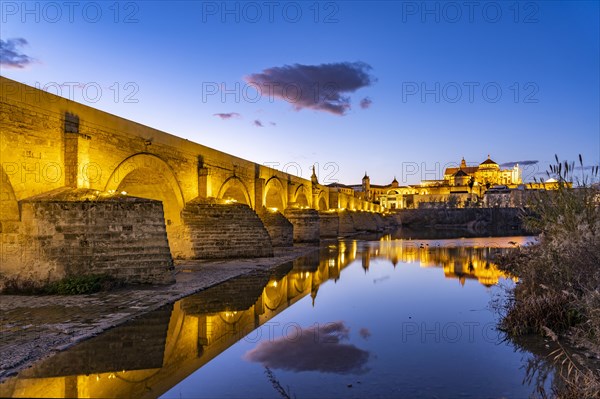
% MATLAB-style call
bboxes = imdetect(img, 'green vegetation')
[497,155,600,398]
[1,274,125,295]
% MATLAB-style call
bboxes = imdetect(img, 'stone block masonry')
[284,209,320,243]
[179,200,274,259]
[2,188,175,287]
[319,212,339,238]
[257,209,294,247]
[338,211,356,235]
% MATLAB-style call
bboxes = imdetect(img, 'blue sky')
[1,1,598,185]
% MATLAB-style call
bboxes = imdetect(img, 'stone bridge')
[0,77,393,286]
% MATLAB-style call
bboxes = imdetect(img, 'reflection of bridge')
[0,245,358,398]
[0,239,517,398]
[1,77,394,285]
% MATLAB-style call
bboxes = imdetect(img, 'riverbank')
[0,246,319,383]
[496,161,600,398]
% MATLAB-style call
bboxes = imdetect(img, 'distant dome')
[479,155,499,168]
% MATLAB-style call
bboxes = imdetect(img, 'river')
[2,235,554,398]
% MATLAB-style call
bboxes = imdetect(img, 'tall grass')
[497,155,600,398]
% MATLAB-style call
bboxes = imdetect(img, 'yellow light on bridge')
[269,207,278,212]
[120,191,127,195]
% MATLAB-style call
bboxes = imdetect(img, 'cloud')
[213,112,240,120]
[0,38,34,69]
[254,119,264,127]
[500,160,539,168]
[245,62,376,115]
[270,121,277,126]
[360,97,372,109]
[359,328,371,340]
[244,321,370,374]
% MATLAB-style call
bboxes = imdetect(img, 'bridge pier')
[256,208,294,247]
[319,211,340,238]
[176,198,274,259]
[1,188,175,287]
[283,209,320,243]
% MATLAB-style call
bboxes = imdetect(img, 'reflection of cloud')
[500,160,538,168]
[245,62,375,115]
[254,119,264,127]
[213,112,240,120]
[373,275,390,284]
[0,38,34,68]
[360,97,372,109]
[244,321,370,374]
[359,328,371,340]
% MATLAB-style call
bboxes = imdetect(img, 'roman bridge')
[0,77,393,286]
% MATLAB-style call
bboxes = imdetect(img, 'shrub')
[499,155,600,336]
[497,155,600,398]
[45,274,122,295]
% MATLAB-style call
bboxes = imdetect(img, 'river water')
[3,235,553,398]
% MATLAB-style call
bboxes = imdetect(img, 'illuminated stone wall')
[318,212,339,238]
[338,211,356,235]
[284,209,320,243]
[257,209,294,247]
[4,188,174,285]
[179,200,273,259]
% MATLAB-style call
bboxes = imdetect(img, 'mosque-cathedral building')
[331,155,559,210]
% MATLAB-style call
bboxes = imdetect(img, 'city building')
[348,156,564,210]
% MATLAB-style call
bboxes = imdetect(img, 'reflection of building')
[1,238,519,398]
[374,235,520,286]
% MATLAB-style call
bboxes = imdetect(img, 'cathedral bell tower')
[362,172,371,200]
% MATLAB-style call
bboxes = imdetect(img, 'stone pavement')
[0,246,319,382]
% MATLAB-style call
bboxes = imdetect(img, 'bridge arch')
[217,176,252,206]
[294,184,310,208]
[264,176,286,210]
[1,166,19,221]
[263,278,287,311]
[317,190,328,210]
[105,153,185,250]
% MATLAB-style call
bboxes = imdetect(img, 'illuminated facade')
[443,156,522,188]
[360,156,530,209]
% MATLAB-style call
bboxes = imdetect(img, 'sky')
[1,0,599,186]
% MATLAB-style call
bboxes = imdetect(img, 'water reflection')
[0,236,532,398]
[244,321,370,375]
